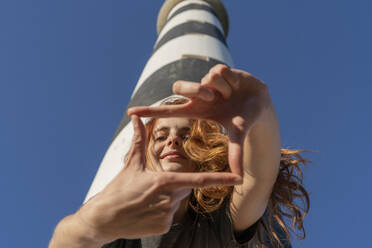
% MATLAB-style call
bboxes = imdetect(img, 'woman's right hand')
[73,115,241,244]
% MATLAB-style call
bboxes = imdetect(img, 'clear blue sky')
[1,0,371,247]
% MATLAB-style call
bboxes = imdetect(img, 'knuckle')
[217,64,229,74]
[152,177,163,190]
[152,175,168,189]
[195,176,207,186]
[244,71,254,79]
[161,201,173,212]
[209,72,219,81]
[132,132,143,144]
[162,173,176,184]
[195,84,203,94]
[211,64,228,75]
[130,140,142,153]
[133,137,143,146]
[243,70,254,77]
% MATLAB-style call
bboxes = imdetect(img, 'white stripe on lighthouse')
[131,34,233,98]
[156,9,224,44]
[167,0,211,18]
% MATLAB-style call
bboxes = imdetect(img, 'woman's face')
[148,117,196,173]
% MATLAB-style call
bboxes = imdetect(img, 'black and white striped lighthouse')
[85,0,233,202]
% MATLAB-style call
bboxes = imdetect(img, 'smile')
[161,152,186,159]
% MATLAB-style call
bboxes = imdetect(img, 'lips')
[160,151,186,159]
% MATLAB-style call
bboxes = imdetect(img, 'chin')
[161,162,192,173]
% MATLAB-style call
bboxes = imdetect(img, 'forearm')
[243,96,281,182]
[231,97,281,230]
[49,214,105,248]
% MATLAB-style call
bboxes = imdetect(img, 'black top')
[101,197,258,248]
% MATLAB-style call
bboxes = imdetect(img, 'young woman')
[49,65,309,248]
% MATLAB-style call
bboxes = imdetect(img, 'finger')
[201,72,232,99]
[173,81,215,102]
[128,104,193,119]
[227,140,244,177]
[226,118,247,177]
[212,64,240,90]
[126,115,146,170]
[161,172,243,189]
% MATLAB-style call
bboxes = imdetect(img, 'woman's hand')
[73,115,241,244]
[128,64,271,177]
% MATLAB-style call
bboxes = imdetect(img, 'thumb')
[125,115,147,170]
[228,140,244,177]
[227,125,245,177]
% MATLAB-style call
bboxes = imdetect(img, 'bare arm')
[230,95,281,231]
[49,213,104,248]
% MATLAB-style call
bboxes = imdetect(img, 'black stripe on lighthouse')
[113,57,228,139]
[166,3,219,25]
[153,21,227,53]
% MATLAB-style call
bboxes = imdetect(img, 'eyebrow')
[154,126,190,133]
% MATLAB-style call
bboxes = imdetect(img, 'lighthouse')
[85,0,233,202]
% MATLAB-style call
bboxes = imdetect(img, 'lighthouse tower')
[85,0,232,202]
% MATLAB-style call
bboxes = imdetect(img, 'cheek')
[151,142,163,158]
[147,142,163,171]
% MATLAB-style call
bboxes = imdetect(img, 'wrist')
[50,214,106,248]
[72,210,112,246]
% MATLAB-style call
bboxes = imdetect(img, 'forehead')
[153,117,192,131]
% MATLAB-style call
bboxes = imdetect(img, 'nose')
[166,134,182,147]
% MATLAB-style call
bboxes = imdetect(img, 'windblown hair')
[144,98,310,247]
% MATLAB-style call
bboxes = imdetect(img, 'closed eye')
[155,136,167,142]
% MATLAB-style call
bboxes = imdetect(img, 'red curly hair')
[144,98,310,247]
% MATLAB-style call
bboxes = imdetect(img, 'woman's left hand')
[128,64,271,177]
